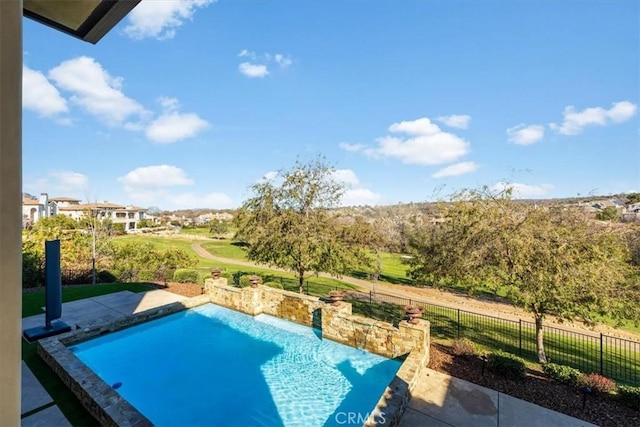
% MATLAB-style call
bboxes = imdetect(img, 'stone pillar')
[0,0,23,424]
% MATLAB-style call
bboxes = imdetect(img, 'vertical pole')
[519,319,522,356]
[457,309,461,339]
[600,333,604,375]
[0,1,23,423]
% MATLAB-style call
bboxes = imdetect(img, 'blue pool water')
[71,303,400,426]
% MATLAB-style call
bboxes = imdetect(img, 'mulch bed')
[428,343,639,427]
[154,282,204,298]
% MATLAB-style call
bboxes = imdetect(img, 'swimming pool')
[70,303,401,426]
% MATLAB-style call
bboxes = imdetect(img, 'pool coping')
[37,292,429,427]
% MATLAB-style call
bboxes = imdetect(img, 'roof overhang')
[23,0,141,44]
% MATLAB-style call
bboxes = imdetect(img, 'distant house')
[21,193,147,231]
[21,195,47,228]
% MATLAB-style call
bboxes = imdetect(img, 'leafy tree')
[234,157,373,293]
[596,206,619,221]
[79,211,117,285]
[407,187,638,363]
[105,241,197,281]
[208,219,229,239]
[22,215,91,285]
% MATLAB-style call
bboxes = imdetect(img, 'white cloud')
[119,165,232,209]
[274,54,293,68]
[330,169,381,206]
[341,188,382,207]
[550,101,637,135]
[263,171,278,181]
[339,143,366,152]
[436,114,471,129]
[491,181,554,198]
[158,96,180,112]
[332,169,360,186]
[22,65,68,117]
[25,170,89,197]
[124,0,214,40]
[238,49,256,59]
[171,192,233,208]
[145,112,209,144]
[362,117,470,165]
[48,56,145,126]
[118,165,193,188]
[388,117,441,135]
[507,124,545,145]
[431,161,478,178]
[238,62,269,78]
[50,170,89,189]
[237,51,292,77]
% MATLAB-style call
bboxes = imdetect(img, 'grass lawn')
[22,283,157,426]
[178,228,212,236]
[200,240,248,260]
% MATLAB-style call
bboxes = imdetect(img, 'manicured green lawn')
[178,228,212,236]
[22,283,156,426]
[200,240,248,260]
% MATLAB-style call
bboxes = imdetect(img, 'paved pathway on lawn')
[399,368,598,427]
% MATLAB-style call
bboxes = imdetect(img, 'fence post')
[600,333,604,375]
[457,309,461,339]
[519,319,522,356]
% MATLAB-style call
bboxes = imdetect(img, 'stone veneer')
[38,283,430,427]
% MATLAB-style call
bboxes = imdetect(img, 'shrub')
[220,271,233,282]
[173,269,203,284]
[97,270,117,283]
[617,385,640,410]
[487,350,526,380]
[264,281,284,290]
[451,338,476,358]
[580,373,616,394]
[542,363,583,386]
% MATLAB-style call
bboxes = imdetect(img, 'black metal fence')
[339,288,639,386]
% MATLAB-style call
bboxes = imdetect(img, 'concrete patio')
[399,368,598,427]
[22,289,187,331]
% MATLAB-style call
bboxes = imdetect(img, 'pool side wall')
[205,280,431,427]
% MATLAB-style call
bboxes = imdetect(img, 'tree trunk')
[298,272,304,294]
[91,257,96,285]
[535,314,547,363]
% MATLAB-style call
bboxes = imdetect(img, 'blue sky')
[22,0,639,210]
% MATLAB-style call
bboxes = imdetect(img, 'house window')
[116,212,126,218]
[128,212,134,218]
[129,222,135,230]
